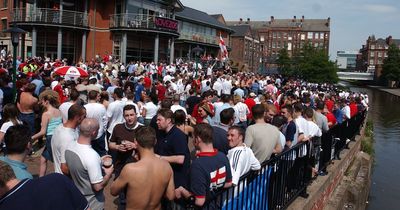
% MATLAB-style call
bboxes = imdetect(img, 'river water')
[348,86,400,210]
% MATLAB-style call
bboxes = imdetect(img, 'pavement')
[369,86,400,97]
[25,146,118,210]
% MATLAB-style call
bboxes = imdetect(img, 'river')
[348,85,400,210]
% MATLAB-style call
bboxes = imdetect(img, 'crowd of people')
[0,55,369,210]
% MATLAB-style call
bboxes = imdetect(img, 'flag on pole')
[219,34,228,61]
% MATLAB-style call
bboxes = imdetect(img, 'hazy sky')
[180,0,400,60]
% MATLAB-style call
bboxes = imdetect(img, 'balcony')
[110,13,179,36]
[11,8,89,30]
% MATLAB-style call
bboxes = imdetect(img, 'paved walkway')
[369,86,400,97]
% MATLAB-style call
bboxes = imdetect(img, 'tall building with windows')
[227,16,330,69]
[356,35,400,72]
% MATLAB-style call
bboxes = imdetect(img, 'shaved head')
[79,118,99,138]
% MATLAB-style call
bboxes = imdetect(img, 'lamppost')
[192,45,203,77]
[4,23,25,102]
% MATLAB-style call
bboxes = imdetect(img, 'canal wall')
[288,121,371,210]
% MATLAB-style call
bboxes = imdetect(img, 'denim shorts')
[41,135,53,161]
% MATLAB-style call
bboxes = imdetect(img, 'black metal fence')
[200,110,367,210]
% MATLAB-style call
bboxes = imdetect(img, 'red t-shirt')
[349,103,358,118]
[53,84,66,103]
[144,77,151,89]
[244,98,256,120]
[326,112,337,128]
[325,99,334,113]
[157,84,166,101]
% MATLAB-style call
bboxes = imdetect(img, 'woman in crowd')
[0,104,23,153]
[31,91,62,177]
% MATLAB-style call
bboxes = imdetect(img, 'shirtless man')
[110,126,175,210]
[17,83,38,135]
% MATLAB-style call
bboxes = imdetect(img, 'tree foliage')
[382,44,400,81]
[276,48,293,76]
[282,43,339,83]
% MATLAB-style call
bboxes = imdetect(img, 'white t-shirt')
[106,100,126,134]
[51,125,78,174]
[233,102,249,124]
[295,116,308,134]
[0,120,22,133]
[84,103,107,139]
[227,144,261,185]
[304,120,322,138]
[59,101,74,123]
[144,102,158,120]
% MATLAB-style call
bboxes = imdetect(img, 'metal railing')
[11,8,89,28]
[110,13,179,34]
[199,110,367,210]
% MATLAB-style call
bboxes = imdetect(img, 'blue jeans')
[41,135,54,161]
[19,112,35,136]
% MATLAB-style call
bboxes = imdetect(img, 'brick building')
[0,1,230,65]
[356,35,400,73]
[227,16,330,69]
[228,22,261,71]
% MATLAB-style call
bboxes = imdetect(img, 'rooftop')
[176,7,233,32]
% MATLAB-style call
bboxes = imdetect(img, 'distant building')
[356,35,400,72]
[336,50,359,71]
[228,21,261,72]
[227,16,330,69]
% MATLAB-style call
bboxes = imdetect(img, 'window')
[1,19,6,31]
[307,32,313,39]
[320,33,324,39]
[369,59,374,65]
[370,45,375,49]
[260,36,264,42]
[288,42,292,50]
[2,0,7,8]
[385,52,388,57]
[314,42,318,47]
[301,34,305,40]
[377,59,383,65]
[378,52,382,57]
[272,42,276,48]
[370,52,374,57]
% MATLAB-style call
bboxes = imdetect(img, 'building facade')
[227,16,330,69]
[174,7,232,62]
[229,23,261,72]
[356,35,400,72]
[2,0,184,64]
[336,50,359,71]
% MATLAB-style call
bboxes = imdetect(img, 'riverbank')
[368,86,400,97]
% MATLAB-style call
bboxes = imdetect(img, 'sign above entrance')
[154,17,178,31]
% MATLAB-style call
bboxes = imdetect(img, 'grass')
[361,119,374,157]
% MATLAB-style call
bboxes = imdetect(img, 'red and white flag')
[219,34,228,61]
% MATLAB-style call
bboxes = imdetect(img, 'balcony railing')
[11,8,89,28]
[110,13,179,35]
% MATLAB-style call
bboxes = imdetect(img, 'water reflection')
[350,87,400,210]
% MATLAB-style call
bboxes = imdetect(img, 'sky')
[180,0,400,60]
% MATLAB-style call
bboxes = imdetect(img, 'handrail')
[109,13,179,34]
[11,8,89,27]
[200,110,367,210]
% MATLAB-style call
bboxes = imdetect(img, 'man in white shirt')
[222,77,233,95]
[227,126,260,186]
[107,88,126,138]
[52,104,86,174]
[233,95,249,129]
[64,118,114,210]
[170,94,187,115]
[59,89,81,123]
[85,90,108,156]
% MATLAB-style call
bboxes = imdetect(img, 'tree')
[276,48,293,76]
[293,43,339,83]
[382,44,400,82]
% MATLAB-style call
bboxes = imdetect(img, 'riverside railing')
[11,8,89,27]
[198,110,367,210]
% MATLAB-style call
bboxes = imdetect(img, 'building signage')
[154,17,178,31]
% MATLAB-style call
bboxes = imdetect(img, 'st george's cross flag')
[219,34,228,61]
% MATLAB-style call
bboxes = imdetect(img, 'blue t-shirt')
[155,126,190,189]
[0,173,88,210]
[135,84,144,102]
[190,149,232,208]
[0,157,32,180]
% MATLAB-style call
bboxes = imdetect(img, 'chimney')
[247,18,250,24]
[292,15,296,22]
[271,16,274,22]
[239,18,243,24]
[326,17,331,27]
[301,15,304,22]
